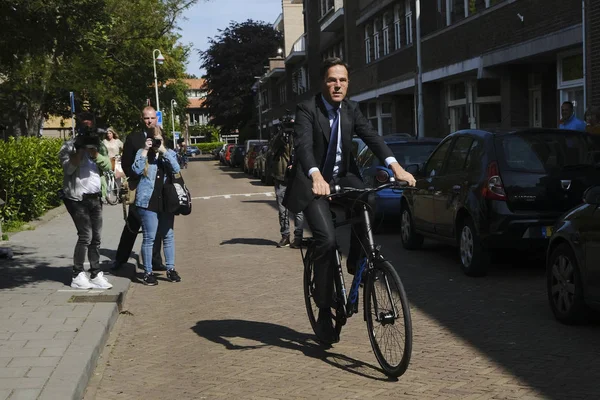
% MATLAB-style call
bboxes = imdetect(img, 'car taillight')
[482,161,507,201]
[375,169,390,185]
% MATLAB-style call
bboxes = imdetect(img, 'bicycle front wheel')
[364,260,412,377]
[105,176,119,205]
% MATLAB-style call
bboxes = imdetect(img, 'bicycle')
[104,170,120,205]
[302,179,413,377]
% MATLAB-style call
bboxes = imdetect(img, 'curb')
[1,204,68,241]
[38,276,131,400]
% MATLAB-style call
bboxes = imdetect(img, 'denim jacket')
[132,148,180,208]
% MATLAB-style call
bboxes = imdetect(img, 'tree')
[201,20,282,136]
[0,0,204,137]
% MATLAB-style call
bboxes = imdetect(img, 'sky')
[177,0,283,77]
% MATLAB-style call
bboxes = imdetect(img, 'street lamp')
[153,49,165,112]
[254,76,263,141]
[171,99,177,149]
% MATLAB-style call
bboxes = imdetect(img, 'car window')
[386,143,439,167]
[445,137,474,174]
[424,139,452,177]
[357,148,375,169]
[464,139,484,172]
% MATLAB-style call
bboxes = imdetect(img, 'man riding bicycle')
[283,57,416,344]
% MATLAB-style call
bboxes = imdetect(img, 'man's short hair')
[320,57,350,79]
[562,101,574,110]
[142,106,156,115]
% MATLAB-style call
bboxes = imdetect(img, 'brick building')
[258,0,587,139]
[587,0,600,107]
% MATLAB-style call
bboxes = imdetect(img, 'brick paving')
[87,156,600,400]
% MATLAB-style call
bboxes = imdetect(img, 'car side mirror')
[584,185,600,205]
[405,163,421,176]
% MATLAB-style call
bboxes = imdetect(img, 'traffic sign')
[156,110,163,127]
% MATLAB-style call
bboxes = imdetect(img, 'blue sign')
[173,131,180,141]
[156,110,163,127]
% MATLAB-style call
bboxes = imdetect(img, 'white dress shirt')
[308,96,398,177]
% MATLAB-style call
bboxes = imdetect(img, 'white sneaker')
[71,272,93,289]
[90,272,113,290]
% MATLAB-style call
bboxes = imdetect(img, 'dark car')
[357,136,440,227]
[400,128,600,276]
[186,146,201,157]
[230,144,245,168]
[546,185,600,324]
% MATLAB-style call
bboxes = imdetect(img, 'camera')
[280,110,295,135]
[74,126,103,151]
[152,138,162,148]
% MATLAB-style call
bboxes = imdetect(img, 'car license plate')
[542,226,553,238]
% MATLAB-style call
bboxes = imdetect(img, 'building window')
[373,18,381,60]
[394,4,402,50]
[382,12,392,55]
[405,1,413,45]
[279,84,287,105]
[557,51,584,121]
[322,41,344,61]
[363,100,393,135]
[365,25,372,64]
[260,89,269,109]
[292,66,308,95]
[320,0,334,17]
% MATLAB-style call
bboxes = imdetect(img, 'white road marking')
[191,191,275,200]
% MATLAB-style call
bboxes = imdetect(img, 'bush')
[195,142,224,153]
[0,137,64,225]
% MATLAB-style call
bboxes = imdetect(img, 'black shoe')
[316,308,339,344]
[111,261,125,271]
[290,238,303,249]
[277,236,290,248]
[166,269,181,282]
[143,273,157,286]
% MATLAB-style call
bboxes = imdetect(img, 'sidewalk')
[0,204,131,400]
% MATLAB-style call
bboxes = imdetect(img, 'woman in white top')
[103,128,124,160]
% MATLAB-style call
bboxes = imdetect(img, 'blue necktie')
[322,107,340,183]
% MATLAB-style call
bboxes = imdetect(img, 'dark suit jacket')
[283,94,394,214]
[121,130,148,190]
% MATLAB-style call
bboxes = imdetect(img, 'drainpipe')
[582,0,587,108]
[415,0,425,138]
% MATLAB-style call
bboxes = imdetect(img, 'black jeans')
[115,204,163,267]
[303,173,372,309]
[64,196,103,278]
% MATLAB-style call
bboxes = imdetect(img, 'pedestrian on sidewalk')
[131,127,182,285]
[58,112,114,290]
[269,115,304,248]
[559,101,586,131]
[113,106,164,271]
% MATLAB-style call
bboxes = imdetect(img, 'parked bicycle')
[104,170,119,205]
[302,179,413,377]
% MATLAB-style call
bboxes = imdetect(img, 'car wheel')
[547,243,588,324]
[458,217,489,277]
[400,206,424,250]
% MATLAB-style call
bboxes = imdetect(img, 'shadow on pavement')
[376,236,600,399]
[192,319,396,381]
[220,238,278,246]
[0,245,71,289]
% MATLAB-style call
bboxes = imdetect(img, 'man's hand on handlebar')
[311,171,330,196]
[389,162,416,187]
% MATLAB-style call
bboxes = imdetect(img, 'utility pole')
[254,76,263,141]
[415,0,425,138]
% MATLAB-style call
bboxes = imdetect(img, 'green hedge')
[194,142,224,153]
[0,137,64,226]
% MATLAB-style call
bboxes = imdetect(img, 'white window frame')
[320,0,334,18]
[394,4,402,50]
[557,49,585,120]
[405,1,413,45]
[373,18,381,60]
[464,0,469,17]
[365,25,372,64]
[382,13,390,56]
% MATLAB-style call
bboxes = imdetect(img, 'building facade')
[257,0,589,140]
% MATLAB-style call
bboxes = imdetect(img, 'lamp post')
[254,76,263,141]
[153,49,165,112]
[171,99,177,149]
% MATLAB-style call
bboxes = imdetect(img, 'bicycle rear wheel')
[303,243,343,344]
[364,260,412,377]
[105,175,119,205]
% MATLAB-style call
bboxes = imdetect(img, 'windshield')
[386,143,439,167]
[495,132,600,173]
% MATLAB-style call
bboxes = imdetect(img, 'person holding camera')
[270,117,304,248]
[113,107,164,271]
[59,112,113,289]
[132,127,181,285]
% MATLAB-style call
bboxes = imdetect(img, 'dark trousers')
[115,204,163,267]
[64,196,103,278]
[303,173,372,309]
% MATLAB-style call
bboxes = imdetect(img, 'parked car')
[400,128,600,277]
[230,145,245,168]
[186,146,201,157]
[243,139,268,156]
[218,143,229,164]
[253,145,268,179]
[357,136,441,227]
[212,146,222,160]
[546,185,600,324]
[224,144,236,166]
[244,144,262,174]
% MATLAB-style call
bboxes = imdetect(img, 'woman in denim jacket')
[132,128,181,285]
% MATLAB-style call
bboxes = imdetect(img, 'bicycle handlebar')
[328,178,412,199]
